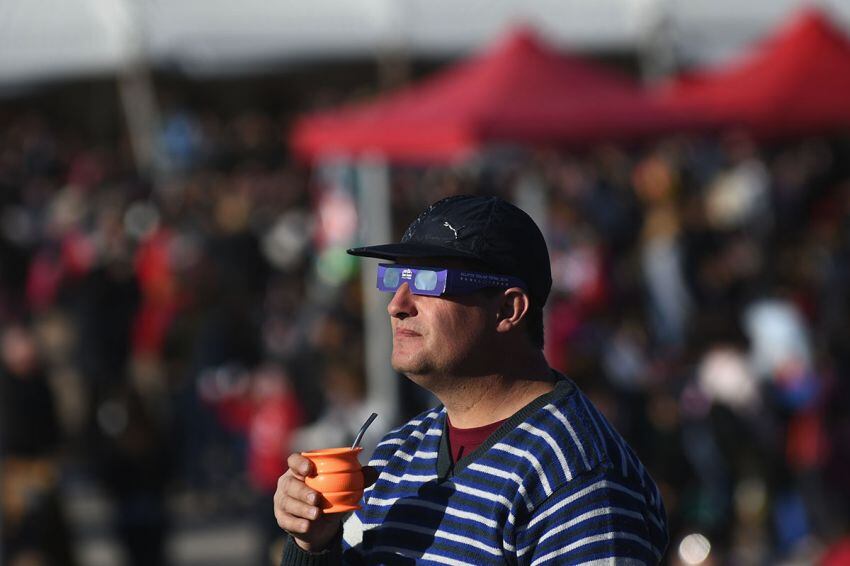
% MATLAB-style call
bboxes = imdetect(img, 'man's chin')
[391,358,431,381]
[391,360,420,376]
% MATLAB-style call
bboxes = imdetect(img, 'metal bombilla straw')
[352,412,378,449]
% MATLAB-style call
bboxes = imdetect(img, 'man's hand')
[274,453,378,553]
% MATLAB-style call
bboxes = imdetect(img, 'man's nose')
[387,283,417,319]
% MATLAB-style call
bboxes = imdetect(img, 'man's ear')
[495,288,530,334]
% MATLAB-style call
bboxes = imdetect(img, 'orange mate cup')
[301,447,364,513]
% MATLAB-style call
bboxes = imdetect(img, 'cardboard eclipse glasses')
[377,263,527,297]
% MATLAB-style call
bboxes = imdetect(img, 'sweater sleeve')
[512,469,668,565]
[281,530,343,566]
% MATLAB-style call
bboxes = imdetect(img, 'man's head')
[350,195,551,308]
[348,195,551,375]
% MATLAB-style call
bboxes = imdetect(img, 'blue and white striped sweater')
[340,378,668,565]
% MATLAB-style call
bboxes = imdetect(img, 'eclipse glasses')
[376,263,526,297]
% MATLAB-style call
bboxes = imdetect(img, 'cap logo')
[443,221,459,239]
[401,268,413,280]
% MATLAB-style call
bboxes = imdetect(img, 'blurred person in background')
[88,380,174,566]
[246,364,304,565]
[199,361,305,565]
[173,186,269,499]
[1,322,76,566]
[290,355,377,456]
[275,195,668,564]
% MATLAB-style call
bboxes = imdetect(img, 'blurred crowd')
[2,101,850,566]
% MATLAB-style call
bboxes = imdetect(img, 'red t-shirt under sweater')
[446,415,507,463]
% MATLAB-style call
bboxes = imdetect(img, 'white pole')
[632,0,678,83]
[117,62,163,178]
[514,170,548,241]
[355,157,398,427]
[108,0,165,181]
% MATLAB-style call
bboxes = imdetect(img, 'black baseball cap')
[347,195,552,306]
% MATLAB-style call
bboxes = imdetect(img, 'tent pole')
[514,170,549,241]
[636,0,679,83]
[117,63,163,181]
[113,0,166,183]
[376,0,410,91]
[355,157,398,426]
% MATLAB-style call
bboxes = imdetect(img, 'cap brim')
[347,243,479,262]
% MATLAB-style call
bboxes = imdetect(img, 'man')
[276,195,668,564]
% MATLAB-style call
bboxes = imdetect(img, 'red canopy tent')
[658,8,850,138]
[291,28,688,164]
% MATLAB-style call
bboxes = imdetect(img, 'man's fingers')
[274,455,349,553]
[277,473,320,505]
[291,479,320,506]
[283,494,322,521]
[275,478,323,534]
[287,453,314,478]
[277,513,311,534]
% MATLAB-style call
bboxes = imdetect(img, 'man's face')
[386,258,501,383]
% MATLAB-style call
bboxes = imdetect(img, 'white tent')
[3,0,849,85]
[0,0,138,83]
